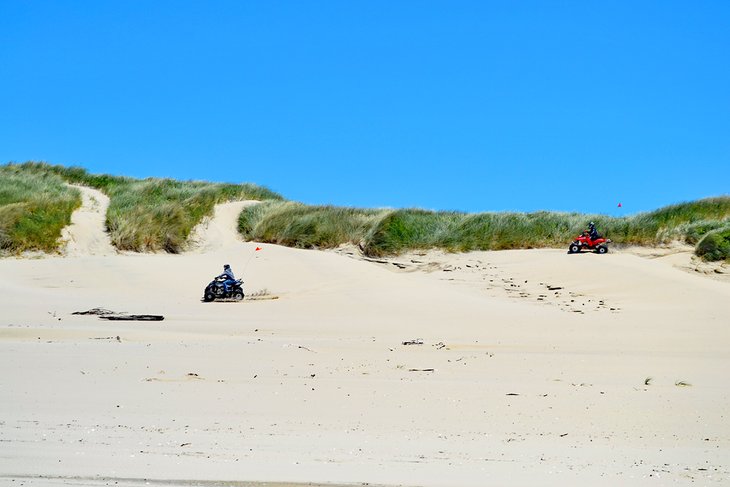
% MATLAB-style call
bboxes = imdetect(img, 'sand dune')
[1,195,729,486]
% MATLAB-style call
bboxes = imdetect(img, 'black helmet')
[223,264,230,269]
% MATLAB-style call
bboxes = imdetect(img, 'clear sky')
[1,1,728,215]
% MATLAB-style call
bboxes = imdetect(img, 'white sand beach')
[1,188,729,486]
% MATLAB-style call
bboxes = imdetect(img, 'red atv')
[568,232,612,254]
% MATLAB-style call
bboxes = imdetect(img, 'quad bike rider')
[588,221,599,240]
[568,221,612,254]
[203,264,245,302]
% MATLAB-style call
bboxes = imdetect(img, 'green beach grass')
[2,162,282,253]
[239,197,730,259]
[0,165,81,253]
[238,201,385,250]
[3,162,728,260]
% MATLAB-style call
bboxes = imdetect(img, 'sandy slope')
[186,200,260,252]
[1,197,729,487]
[59,185,116,256]
[623,244,730,283]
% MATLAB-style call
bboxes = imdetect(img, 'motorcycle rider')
[217,264,236,293]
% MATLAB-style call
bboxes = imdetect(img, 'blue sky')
[1,1,728,215]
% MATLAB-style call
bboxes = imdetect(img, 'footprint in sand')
[355,252,622,314]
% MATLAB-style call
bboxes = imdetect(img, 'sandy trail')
[186,200,260,252]
[1,200,729,486]
[60,185,116,256]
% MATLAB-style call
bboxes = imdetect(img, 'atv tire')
[232,290,244,301]
[569,244,581,254]
[203,291,216,302]
[597,245,608,254]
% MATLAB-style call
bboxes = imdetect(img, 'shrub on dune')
[695,227,730,262]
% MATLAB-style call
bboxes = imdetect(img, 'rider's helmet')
[224,264,230,269]
[589,221,595,227]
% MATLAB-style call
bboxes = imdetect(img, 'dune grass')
[238,197,730,258]
[239,201,385,249]
[0,165,81,253]
[4,161,729,259]
[3,162,283,253]
[102,178,285,252]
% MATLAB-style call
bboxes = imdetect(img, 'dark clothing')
[587,224,600,240]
